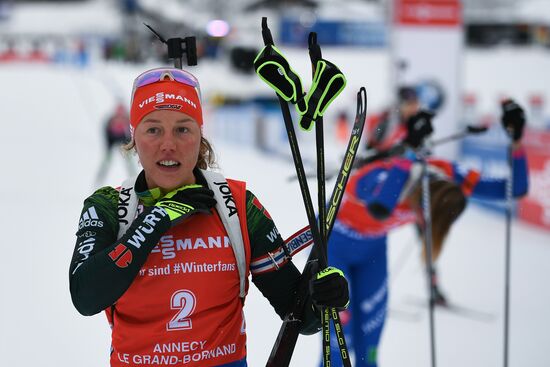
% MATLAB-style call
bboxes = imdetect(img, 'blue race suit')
[321,147,528,367]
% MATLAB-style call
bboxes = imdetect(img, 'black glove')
[155,184,217,227]
[501,99,526,142]
[404,109,434,149]
[309,265,350,310]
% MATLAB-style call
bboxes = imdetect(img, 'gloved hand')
[404,109,434,149]
[309,266,350,310]
[155,184,217,227]
[501,99,526,142]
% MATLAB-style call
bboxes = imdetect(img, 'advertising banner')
[279,18,387,47]
[518,129,550,230]
[392,0,463,158]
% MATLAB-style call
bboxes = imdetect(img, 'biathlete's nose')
[159,133,177,152]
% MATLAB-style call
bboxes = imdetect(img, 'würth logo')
[108,244,133,268]
[79,207,104,229]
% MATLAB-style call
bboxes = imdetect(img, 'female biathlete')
[322,99,528,367]
[69,67,350,367]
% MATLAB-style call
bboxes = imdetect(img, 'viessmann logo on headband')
[138,92,198,110]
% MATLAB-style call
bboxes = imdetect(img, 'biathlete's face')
[134,110,201,192]
[400,99,420,122]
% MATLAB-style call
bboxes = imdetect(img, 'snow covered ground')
[0,58,549,367]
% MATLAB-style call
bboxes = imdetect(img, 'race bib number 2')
[167,290,196,331]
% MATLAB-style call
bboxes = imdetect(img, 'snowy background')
[1,59,549,367]
[1,1,550,366]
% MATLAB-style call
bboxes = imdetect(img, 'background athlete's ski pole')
[500,99,525,367]
[430,125,488,147]
[404,109,438,367]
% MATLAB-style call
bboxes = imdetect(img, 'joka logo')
[118,187,132,226]
[213,181,237,217]
[108,244,133,268]
[79,207,104,229]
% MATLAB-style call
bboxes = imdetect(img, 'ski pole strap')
[250,225,313,276]
[254,44,306,106]
[298,59,346,131]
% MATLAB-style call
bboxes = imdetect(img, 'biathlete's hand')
[501,99,526,142]
[155,185,217,227]
[404,109,434,149]
[309,266,350,311]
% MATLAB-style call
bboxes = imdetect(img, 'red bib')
[107,180,251,367]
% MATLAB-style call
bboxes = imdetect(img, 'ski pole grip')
[261,17,274,46]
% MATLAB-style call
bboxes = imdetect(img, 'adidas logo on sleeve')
[79,206,104,229]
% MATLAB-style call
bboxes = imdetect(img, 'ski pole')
[255,18,362,366]
[290,142,406,182]
[258,18,326,264]
[308,32,351,367]
[308,32,331,367]
[503,117,514,367]
[270,88,366,366]
[418,145,437,367]
[258,18,328,367]
[268,87,367,366]
[308,31,328,267]
[430,125,488,147]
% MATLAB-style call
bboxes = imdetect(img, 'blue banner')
[279,18,387,47]
[459,127,517,215]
